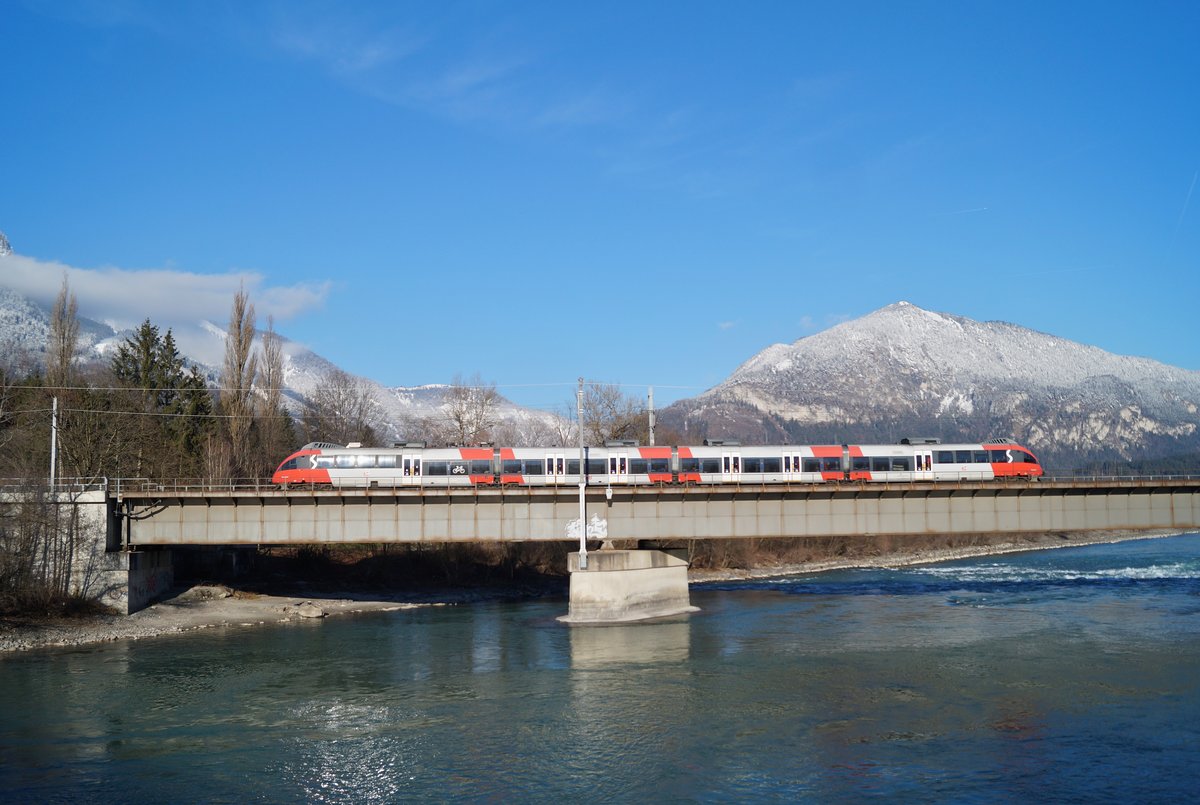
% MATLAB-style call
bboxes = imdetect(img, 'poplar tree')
[220,288,257,478]
[46,277,79,389]
[256,316,295,473]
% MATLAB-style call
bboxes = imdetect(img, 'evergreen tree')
[110,319,215,477]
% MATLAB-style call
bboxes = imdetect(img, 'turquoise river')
[3,534,1199,802]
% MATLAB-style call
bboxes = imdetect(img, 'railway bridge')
[108,476,1200,621]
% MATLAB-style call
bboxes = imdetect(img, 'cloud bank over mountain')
[0,251,330,334]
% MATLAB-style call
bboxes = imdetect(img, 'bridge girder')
[113,480,1200,546]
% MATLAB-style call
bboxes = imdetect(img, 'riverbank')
[1,529,1187,654]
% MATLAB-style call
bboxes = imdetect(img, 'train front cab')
[272,448,330,486]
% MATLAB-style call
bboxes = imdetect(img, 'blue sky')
[2,1,1198,412]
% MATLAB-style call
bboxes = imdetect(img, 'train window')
[469,460,492,474]
[279,457,300,471]
[314,456,334,468]
[630,459,649,474]
[524,461,544,475]
[803,458,821,472]
[742,458,763,473]
[587,459,606,475]
[935,451,954,464]
[1014,451,1037,464]
[821,457,841,472]
[700,458,721,473]
[784,456,792,472]
[335,455,355,468]
[356,455,375,468]
[762,457,781,473]
[972,450,988,463]
[955,450,972,463]
[649,459,670,473]
[567,460,581,474]
[891,457,913,471]
[502,460,522,474]
[852,457,870,471]
[377,455,396,468]
[989,450,1009,463]
[425,461,448,476]
[445,461,468,476]
[412,460,420,475]
[871,457,890,472]
[680,458,700,472]
[732,457,741,473]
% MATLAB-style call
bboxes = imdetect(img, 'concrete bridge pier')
[558,549,699,624]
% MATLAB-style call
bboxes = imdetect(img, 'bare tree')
[302,368,380,447]
[490,413,570,448]
[442,373,500,446]
[220,287,257,477]
[46,276,79,389]
[580,382,646,444]
[256,316,293,471]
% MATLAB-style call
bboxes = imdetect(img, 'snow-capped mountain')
[660,301,1200,470]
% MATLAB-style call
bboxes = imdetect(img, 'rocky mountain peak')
[666,302,1200,469]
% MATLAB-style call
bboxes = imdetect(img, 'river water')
[3,534,1199,803]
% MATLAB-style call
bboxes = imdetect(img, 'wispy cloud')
[1174,170,1198,239]
[798,313,850,333]
[718,321,736,331]
[271,22,424,76]
[0,253,329,331]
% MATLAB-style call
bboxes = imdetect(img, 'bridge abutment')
[558,549,699,624]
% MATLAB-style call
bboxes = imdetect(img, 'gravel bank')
[0,586,436,655]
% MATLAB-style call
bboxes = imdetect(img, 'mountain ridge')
[662,301,1200,469]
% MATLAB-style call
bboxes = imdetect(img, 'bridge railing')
[0,478,109,496]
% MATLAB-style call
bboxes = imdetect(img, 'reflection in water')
[1,535,1198,802]
[569,619,691,668]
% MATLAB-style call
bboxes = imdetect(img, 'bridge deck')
[113,478,1200,546]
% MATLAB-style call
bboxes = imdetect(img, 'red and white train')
[272,438,1042,487]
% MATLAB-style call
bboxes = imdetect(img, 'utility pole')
[49,396,58,491]
[648,386,655,446]
[577,377,587,569]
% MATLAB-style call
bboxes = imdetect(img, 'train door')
[783,452,803,481]
[722,452,741,481]
[545,453,566,485]
[402,455,421,484]
[913,449,933,481]
[608,452,629,484]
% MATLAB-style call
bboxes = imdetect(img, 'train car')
[273,442,496,488]
[498,447,594,486]
[602,442,673,485]
[676,442,838,484]
[272,438,1042,488]
[850,438,1041,482]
